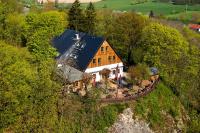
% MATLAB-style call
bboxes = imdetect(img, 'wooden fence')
[100,78,159,103]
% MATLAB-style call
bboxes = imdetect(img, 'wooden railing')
[100,78,159,103]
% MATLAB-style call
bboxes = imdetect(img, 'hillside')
[89,0,200,15]
[0,0,200,133]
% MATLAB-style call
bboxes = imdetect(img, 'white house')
[53,29,124,83]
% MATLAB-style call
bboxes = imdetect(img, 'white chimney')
[75,34,80,40]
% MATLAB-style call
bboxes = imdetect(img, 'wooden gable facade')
[87,41,122,69]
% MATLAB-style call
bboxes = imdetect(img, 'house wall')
[85,63,123,82]
[87,41,122,68]
[86,41,123,82]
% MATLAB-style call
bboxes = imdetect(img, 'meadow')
[84,0,200,15]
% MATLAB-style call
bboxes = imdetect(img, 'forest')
[0,0,200,132]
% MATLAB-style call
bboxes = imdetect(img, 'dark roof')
[53,29,105,71]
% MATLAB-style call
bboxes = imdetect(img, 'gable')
[53,29,105,71]
[87,41,122,69]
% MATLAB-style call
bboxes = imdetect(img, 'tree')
[84,2,96,34]
[108,13,146,65]
[25,11,66,58]
[27,29,58,59]
[67,0,84,31]
[128,64,150,83]
[139,23,189,81]
[3,13,26,46]
[0,0,22,40]
[149,10,154,18]
[0,41,60,132]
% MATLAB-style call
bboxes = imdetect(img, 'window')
[113,70,116,75]
[93,59,96,64]
[92,74,96,79]
[113,56,116,61]
[75,81,78,86]
[108,56,112,62]
[101,47,104,52]
[106,46,108,51]
[98,58,101,65]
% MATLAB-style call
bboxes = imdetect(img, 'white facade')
[85,62,123,82]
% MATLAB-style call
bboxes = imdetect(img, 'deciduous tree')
[108,13,146,65]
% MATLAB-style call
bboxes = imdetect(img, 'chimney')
[75,34,80,40]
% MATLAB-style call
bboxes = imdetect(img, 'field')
[83,0,200,15]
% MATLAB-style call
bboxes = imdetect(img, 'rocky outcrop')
[108,108,154,133]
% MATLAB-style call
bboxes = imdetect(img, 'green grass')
[133,82,186,130]
[83,0,200,15]
[167,11,200,22]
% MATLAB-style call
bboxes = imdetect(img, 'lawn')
[83,0,200,15]
[167,11,200,21]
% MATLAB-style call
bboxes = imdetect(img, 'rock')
[78,89,86,96]
[133,85,140,91]
[150,76,156,82]
[110,82,118,89]
[141,80,151,88]
[108,108,154,133]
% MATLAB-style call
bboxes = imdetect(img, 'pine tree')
[67,0,84,31]
[84,2,96,34]
[149,10,154,18]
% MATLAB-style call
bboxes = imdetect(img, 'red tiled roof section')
[189,24,200,29]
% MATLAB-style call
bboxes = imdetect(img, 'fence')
[100,78,159,103]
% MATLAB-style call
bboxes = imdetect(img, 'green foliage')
[82,0,200,15]
[0,0,22,40]
[56,91,126,133]
[67,0,85,31]
[139,23,189,84]
[27,29,58,59]
[84,2,96,34]
[94,104,127,132]
[0,41,33,131]
[107,12,146,64]
[0,41,60,132]
[128,63,150,82]
[134,83,183,130]
[67,1,97,34]
[3,13,26,46]
[25,11,66,58]
[136,22,200,132]
[25,11,66,37]
[187,110,200,133]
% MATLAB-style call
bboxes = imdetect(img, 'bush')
[128,63,150,82]
[94,104,127,132]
